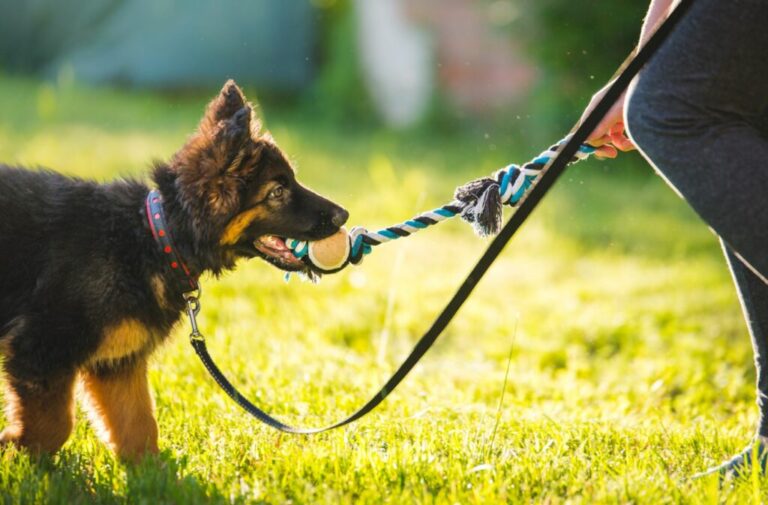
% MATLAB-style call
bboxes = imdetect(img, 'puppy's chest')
[88,276,179,367]
[88,319,166,367]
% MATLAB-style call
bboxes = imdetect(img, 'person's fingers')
[587,105,620,142]
[586,90,627,139]
[587,118,612,142]
[593,144,618,159]
[607,121,636,152]
[586,134,611,148]
[608,121,625,137]
[611,134,636,152]
[588,133,630,156]
[582,89,613,141]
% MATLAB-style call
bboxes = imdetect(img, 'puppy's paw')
[0,427,23,457]
[0,427,20,445]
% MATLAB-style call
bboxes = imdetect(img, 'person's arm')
[582,0,676,158]
[639,0,677,46]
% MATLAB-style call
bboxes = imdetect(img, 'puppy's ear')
[216,104,252,149]
[172,86,263,222]
[199,80,247,133]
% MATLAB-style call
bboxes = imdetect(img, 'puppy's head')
[165,80,348,275]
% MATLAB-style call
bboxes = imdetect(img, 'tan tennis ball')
[308,227,350,271]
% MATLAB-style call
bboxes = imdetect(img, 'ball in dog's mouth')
[252,235,305,270]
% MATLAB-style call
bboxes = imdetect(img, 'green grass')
[0,75,766,503]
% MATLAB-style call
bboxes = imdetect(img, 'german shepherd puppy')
[0,80,348,461]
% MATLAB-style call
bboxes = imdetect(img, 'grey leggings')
[626,0,768,434]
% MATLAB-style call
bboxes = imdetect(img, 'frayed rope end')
[454,176,503,237]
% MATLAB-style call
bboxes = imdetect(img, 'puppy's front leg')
[80,359,158,462]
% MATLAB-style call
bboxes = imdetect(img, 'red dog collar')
[145,189,199,293]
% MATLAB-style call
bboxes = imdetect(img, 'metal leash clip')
[184,288,204,343]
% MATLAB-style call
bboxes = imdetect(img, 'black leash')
[183,0,694,434]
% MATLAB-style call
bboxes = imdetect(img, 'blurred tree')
[304,0,376,125]
[523,0,648,130]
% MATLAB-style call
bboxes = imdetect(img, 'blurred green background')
[3,1,765,503]
[0,0,647,135]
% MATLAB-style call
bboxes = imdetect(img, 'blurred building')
[354,0,433,127]
[0,0,316,90]
[356,0,536,126]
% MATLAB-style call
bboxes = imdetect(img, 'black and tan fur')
[0,81,348,461]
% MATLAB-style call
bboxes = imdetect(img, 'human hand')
[579,82,635,159]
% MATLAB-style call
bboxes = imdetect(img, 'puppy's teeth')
[262,236,280,247]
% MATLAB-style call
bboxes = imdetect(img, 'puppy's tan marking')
[80,359,158,462]
[220,207,267,245]
[150,275,168,309]
[90,319,152,364]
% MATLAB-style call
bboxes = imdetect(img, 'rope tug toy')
[287,138,597,274]
[183,0,695,434]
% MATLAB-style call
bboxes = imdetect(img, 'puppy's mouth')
[252,235,306,272]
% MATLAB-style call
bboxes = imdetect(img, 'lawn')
[0,75,765,504]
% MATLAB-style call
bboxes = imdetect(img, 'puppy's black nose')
[331,207,349,227]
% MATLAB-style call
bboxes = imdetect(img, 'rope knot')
[453,175,502,237]
[348,227,372,265]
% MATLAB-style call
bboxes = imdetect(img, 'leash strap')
[188,0,695,434]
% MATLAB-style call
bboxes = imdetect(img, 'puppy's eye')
[269,186,284,199]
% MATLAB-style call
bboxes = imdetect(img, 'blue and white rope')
[288,138,596,272]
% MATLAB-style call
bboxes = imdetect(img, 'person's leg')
[703,245,768,476]
[624,0,768,476]
[625,0,768,281]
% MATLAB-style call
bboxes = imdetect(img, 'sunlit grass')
[0,75,765,503]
